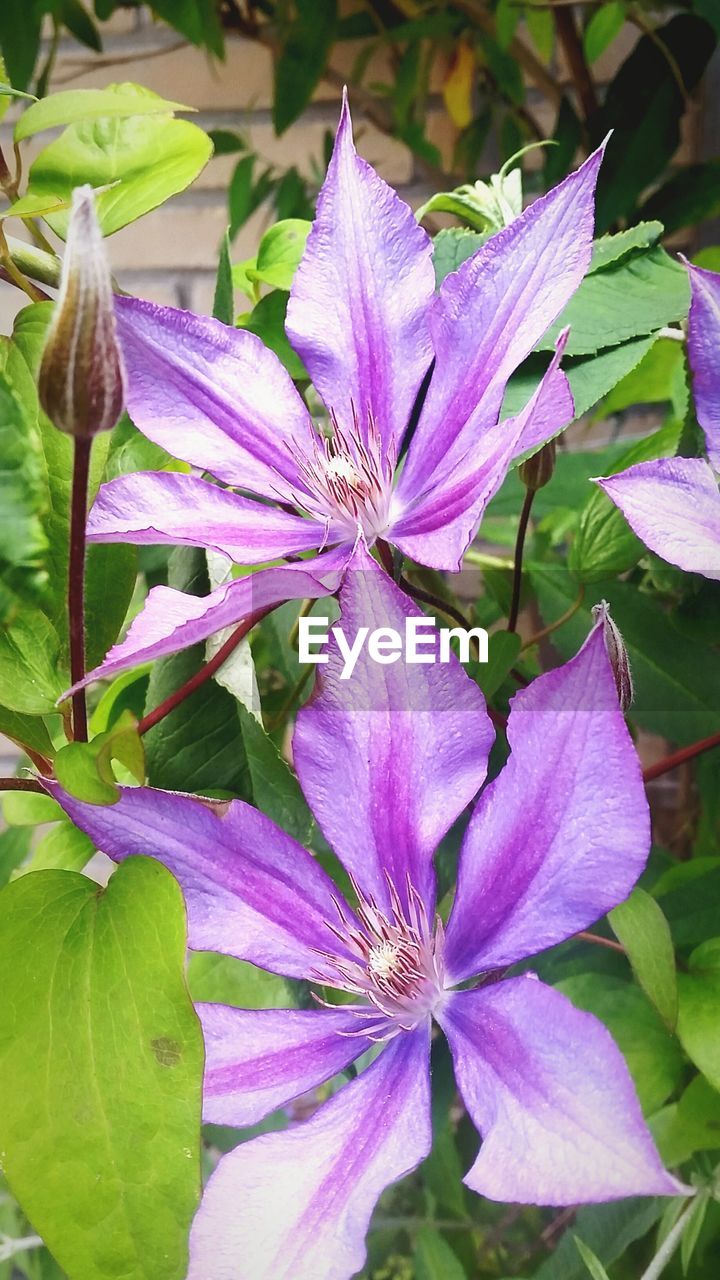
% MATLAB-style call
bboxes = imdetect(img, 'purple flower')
[596,261,720,580]
[75,96,603,689]
[52,547,681,1280]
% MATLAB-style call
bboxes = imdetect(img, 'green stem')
[5,233,61,289]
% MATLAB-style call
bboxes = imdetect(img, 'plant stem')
[643,731,720,783]
[576,930,625,954]
[639,1197,697,1280]
[507,488,536,633]
[520,585,585,652]
[398,574,473,633]
[68,438,92,742]
[0,778,46,794]
[5,233,61,289]
[137,611,271,737]
[553,4,599,128]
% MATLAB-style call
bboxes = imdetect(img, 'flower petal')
[286,95,435,457]
[66,549,351,694]
[47,783,355,981]
[398,146,603,502]
[88,471,324,563]
[439,979,683,1205]
[115,294,313,499]
[293,542,492,914]
[444,619,650,982]
[390,333,573,570]
[199,1004,384,1127]
[596,457,720,581]
[686,261,720,469]
[188,1026,431,1280]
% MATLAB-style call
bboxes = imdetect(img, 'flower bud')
[39,185,125,438]
[592,600,634,713]
[518,439,556,492]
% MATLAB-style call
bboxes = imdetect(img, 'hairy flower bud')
[39,185,125,438]
[518,439,557,492]
[592,600,634,713]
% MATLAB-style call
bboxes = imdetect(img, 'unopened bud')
[592,600,633,713]
[518,439,556,492]
[39,185,125,438]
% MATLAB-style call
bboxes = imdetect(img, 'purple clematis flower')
[52,547,681,1280]
[596,260,720,580]
[74,95,604,689]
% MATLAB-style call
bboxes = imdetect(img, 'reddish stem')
[68,437,92,742]
[576,930,625,954]
[0,777,46,794]
[643,731,720,783]
[507,488,535,633]
[137,609,272,737]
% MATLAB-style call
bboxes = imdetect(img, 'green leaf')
[149,0,224,56]
[248,218,312,290]
[54,712,144,805]
[274,0,338,134]
[569,418,682,582]
[680,1188,711,1275]
[236,291,307,380]
[0,0,41,90]
[187,951,292,1009]
[228,154,274,237]
[21,817,94,875]
[0,858,203,1280]
[212,227,234,325]
[143,548,251,797]
[414,1227,466,1280]
[504,334,658,427]
[2,791,62,825]
[0,365,47,573]
[594,14,715,230]
[539,248,690,357]
[0,703,55,759]
[0,825,31,888]
[431,227,486,285]
[583,2,625,64]
[534,1199,666,1280]
[600,336,685,416]
[56,0,102,53]
[27,83,213,238]
[677,939,720,1091]
[0,604,65,714]
[14,85,193,141]
[573,1237,611,1280]
[237,702,314,846]
[657,1076,720,1166]
[589,222,664,274]
[609,889,678,1030]
[530,573,720,745]
[0,191,72,221]
[557,974,684,1113]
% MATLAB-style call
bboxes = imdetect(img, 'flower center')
[289,407,395,544]
[312,874,446,1038]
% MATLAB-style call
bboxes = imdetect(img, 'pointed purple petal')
[444,620,650,983]
[439,979,683,1205]
[597,456,720,581]
[286,96,435,456]
[88,471,324,563]
[687,261,720,469]
[199,1004,382,1127]
[115,294,312,499]
[67,549,350,694]
[399,147,603,499]
[188,1027,431,1280]
[293,542,492,914]
[391,334,573,570]
[47,783,355,981]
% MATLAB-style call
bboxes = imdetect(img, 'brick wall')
[0,5,711,333]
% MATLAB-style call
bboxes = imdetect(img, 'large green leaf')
[609,890,678,1031]
[143,548,251,797]
[0,603,65,714]
[677,939,720,1092]
[0,858,203,1280]
[503,334,658,426]
[0,702,56,758]
[188,951,292,1010]
[27,84,213,238]
[533,1199,666,1280]
[556,974,684,1114]
[273,0,337,134]
[539,248,689,356]
[237,701,314,846]
[15,85,192,141]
